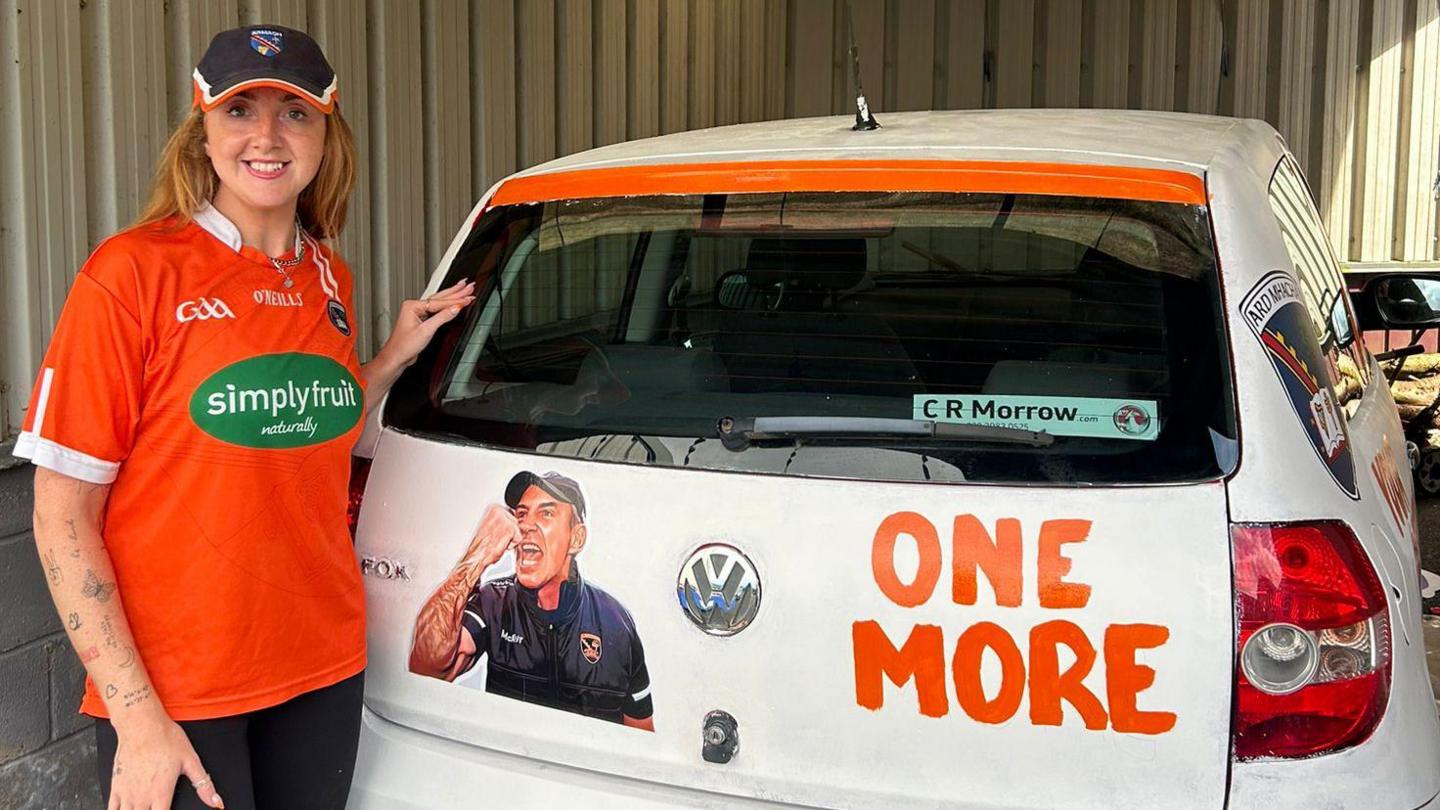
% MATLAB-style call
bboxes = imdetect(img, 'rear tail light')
[1231,522,1391,759]
[347,456,373,541]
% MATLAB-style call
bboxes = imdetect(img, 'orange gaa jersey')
[14,205,367,720]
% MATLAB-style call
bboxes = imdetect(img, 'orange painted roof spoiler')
[488,160,1208,207]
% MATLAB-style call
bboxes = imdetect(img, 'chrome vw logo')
[677,544,761,636]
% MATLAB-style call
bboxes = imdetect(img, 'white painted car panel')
[357,437,1231,809]
[1205,121,1440,810]
[510,109,1246,177]
[350,707,806,809]
[350,109,1440,808]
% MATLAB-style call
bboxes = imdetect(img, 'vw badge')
[677,544,761,636]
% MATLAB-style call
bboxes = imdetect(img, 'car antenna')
[845,1,880,131]
[1213,0,1228,113]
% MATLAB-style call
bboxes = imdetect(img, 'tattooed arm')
[32,468,223,810]
[408,504,519,679]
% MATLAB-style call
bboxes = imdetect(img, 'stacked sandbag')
[1337,353,1364,410]
[1386,353,1440,447]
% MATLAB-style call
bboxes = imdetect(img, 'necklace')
[270,221,305,288]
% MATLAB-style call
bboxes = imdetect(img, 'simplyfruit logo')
[190,353,361,449]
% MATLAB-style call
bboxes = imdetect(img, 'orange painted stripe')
[487,160,1207,207]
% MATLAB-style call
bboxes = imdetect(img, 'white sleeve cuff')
[13,432,120,484]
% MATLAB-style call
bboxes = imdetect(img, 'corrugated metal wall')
[3,0,1439,440]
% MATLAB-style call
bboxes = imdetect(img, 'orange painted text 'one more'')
[852,511,1176,735]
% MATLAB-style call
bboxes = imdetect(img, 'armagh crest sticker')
[250,29,284,57]
[1241,270,1359,499]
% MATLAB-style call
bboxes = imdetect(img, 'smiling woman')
[205,89,329,225]
[11,23,473,810]
[139,78,354,254]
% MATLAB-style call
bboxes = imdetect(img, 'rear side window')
[387,191,1238,485]
[1267,158,1370,415]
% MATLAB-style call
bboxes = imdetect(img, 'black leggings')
[95,671,364,810]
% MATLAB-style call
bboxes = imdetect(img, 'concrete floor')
[1427,617,1440,712]
[1417,496,1440,591]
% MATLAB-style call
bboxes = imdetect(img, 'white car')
[346,109,1440,809]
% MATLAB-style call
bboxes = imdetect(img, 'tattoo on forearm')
[81,570,115,602]
[66,612,82,631]
[42,551,63,585]
[65,519,81,559]
[101,616,118,648]
[117,646,136,668]
[122,685,151,708]
[104,683,118,699]
[411,572,478,675]
[79,646,100,663]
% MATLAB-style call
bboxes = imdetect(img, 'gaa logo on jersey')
[250,29,284,57]
[176,297,234,323]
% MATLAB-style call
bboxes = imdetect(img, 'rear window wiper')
[716,416,1054,451]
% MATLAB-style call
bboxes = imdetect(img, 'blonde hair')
[137,105,357,240]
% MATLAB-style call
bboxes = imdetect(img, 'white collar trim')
[192,202,243,253]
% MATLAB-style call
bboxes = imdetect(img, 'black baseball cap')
[193,25,338,114]
[505,471,587,523]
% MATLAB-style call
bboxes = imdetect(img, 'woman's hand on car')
[461,504,522,575]
[109,711,222,810]
[361,279,476,416]
[376,279,477,371]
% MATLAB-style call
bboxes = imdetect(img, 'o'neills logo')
[254,289,303,307]
[189,353,362,449]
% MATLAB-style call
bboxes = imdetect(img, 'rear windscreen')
[386,191,1238,485]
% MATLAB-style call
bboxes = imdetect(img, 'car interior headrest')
[744,237,868,292]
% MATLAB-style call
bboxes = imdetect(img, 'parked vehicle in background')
[345,110,1440,808]
[1351,274,1440,497]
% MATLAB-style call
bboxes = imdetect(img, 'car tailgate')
[356,434,1233,809]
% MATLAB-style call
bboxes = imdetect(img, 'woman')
[15,25,472,810]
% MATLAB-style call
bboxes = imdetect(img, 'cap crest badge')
[250,29,284,57]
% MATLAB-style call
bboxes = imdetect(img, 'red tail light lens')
[347,456,373,541]
[1231,522,1391,759]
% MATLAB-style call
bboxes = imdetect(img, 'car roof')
[514,109,1282,180]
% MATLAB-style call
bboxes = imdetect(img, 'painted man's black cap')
[505,471,587,523]
[193,25,338,113]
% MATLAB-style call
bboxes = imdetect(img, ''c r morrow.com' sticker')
[913,394,1160,440]
[1240,270,1358,499]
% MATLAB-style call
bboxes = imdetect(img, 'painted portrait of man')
[408,471,654,730]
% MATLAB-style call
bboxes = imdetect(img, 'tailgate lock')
[702,710,739,764]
